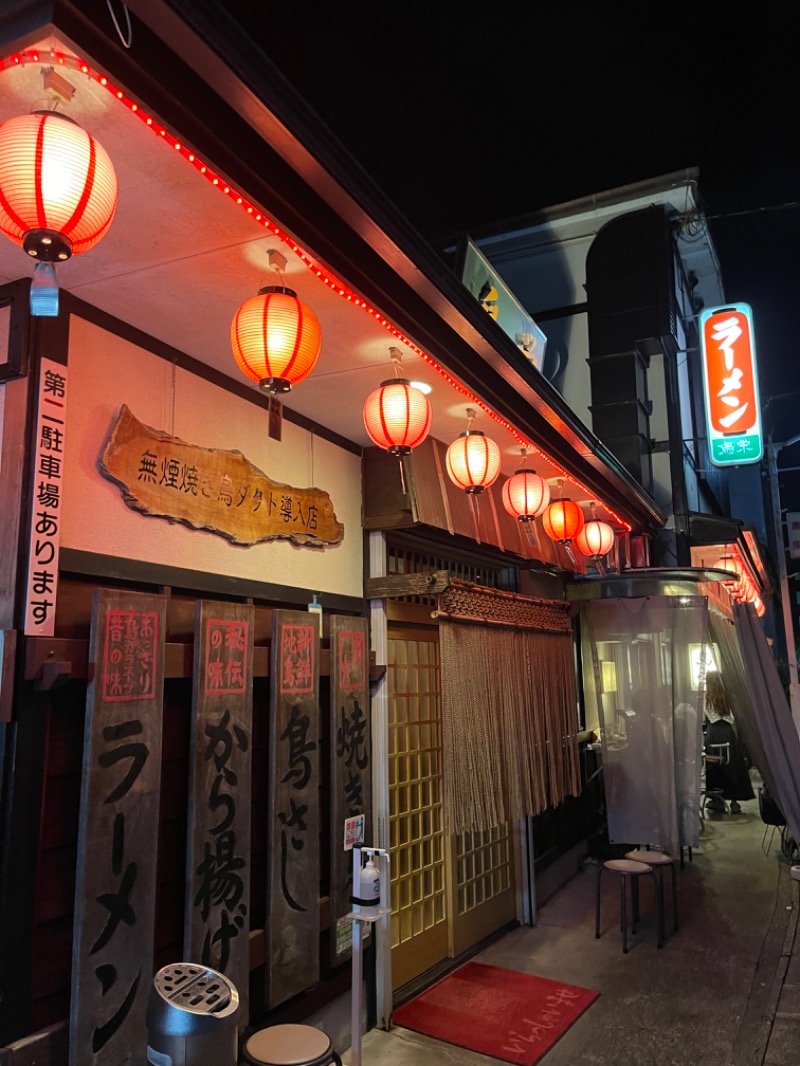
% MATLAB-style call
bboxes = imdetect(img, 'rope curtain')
[437,585,581,834]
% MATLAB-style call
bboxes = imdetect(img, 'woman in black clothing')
[704,671,754,813]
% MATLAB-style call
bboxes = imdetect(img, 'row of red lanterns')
[361,365,616,564]
[0,109,615,569]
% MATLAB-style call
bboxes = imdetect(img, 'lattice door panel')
[450,823,516,956]
[388,627,448,988]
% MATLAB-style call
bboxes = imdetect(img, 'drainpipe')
[663,345,692,566]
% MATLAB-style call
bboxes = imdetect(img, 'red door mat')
[392,961,599,1066]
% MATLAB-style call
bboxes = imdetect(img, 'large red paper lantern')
[542,498,585,544]
[502,469,550,522]
[576,519,615,559]
[363,379,431,455]
[0,111,118,260]
[231,286,321,393]
[446,430,501,494]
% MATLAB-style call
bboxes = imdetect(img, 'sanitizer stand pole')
[350,901,363,1066]
[350,846,390,1066]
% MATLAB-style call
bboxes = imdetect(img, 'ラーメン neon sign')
[700,303,762,467]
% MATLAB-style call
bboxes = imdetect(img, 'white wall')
[62,316,363,599]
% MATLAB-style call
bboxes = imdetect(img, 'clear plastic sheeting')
[582,596,709,857]
[708,609,775,799]
[733,602,800,845]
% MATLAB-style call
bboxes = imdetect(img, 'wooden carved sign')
[70,588,167,1066]
[329,615,372,965]
[100,405,343,547]
[185,601,254,1024]
[266,610,320,1009]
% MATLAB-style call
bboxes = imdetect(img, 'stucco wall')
[62,315,363,599]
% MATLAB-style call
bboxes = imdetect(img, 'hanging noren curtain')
[436,581,581,835]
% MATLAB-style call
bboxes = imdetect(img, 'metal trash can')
[146,962,240,1066]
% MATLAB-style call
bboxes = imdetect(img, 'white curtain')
[583,596,708,857]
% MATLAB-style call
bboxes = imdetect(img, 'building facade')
[0,3,669,1063]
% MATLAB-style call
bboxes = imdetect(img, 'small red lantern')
[0,110,118,315]
[364,378,431,454]
[231,286,321,393]
[446,410,501,495]
[576,518,615,559]
[502,468,550,522]
[542,497,585,544]
[717,554,744,595]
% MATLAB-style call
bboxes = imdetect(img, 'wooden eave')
[1,0,665,533]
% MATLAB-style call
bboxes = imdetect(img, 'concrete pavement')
[342,791,799,1066]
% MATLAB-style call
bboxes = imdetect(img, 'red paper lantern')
[0,111,118,314]
[576,519,615,559]
[231,286,321,392]
[502,469,550,522]
[446,430,501,494]
[0,111,117,260]
[542,498,585,543]
[363,379,431,455]
[717,554,744,593]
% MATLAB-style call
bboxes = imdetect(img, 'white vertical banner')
[786,512,800,561]
[24,358,68,636]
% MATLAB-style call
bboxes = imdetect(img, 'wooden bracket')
[365,569,450,600]
[35,661,72,692]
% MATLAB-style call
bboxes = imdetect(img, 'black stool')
[625,848,678,940]
[242,1024,342,1065]
[595,858,661,953]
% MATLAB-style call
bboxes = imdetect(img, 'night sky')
[231,6,800,483]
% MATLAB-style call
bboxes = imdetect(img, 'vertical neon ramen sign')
[700,302,763,467]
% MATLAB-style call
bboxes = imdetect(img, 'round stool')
[625,849,678,941]
[595,858,659,953]
[243,1024,342,1066]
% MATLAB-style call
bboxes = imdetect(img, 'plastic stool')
[242,1024,342,1066]
[595,858,660,953]
[625,848,678,940]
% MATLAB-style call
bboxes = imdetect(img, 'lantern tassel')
[595,557,607,577]
[30,262,59,317]
[523,521,539,548]
[398,456,407,496]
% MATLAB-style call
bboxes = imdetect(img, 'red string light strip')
[1,48,632,530]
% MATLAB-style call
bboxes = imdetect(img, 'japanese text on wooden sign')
[24,358,68,636]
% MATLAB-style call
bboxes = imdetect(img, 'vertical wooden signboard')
[329,615,372,965]
[70,589,167,1066]
[266,610,320,1008]
[185,601,254,1021]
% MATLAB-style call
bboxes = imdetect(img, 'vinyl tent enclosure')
[577,572,800,861]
